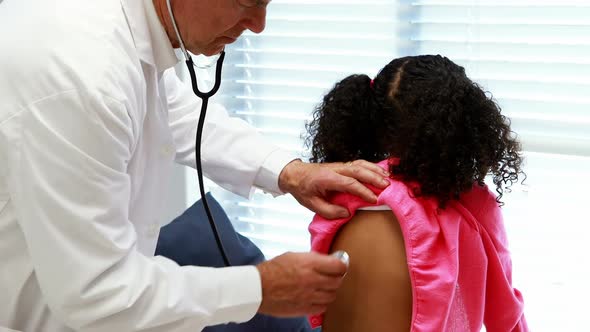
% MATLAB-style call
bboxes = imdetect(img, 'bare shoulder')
[323,210,413,332]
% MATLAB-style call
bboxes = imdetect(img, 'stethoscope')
[166,0,231,266]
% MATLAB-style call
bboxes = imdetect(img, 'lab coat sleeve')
[7,89,261,332]
[163,70,297,198]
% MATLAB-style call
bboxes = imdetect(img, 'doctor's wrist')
[278,159,303,194]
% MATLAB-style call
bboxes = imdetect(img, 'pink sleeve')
[477,196,529,332]
[307,189,381,328]
[307,203,352,329]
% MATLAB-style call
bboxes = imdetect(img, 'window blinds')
[210,0,413,258]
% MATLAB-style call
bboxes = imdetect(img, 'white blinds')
[201,1,590,330]
[210,0,413,258]
[413,0,590,157]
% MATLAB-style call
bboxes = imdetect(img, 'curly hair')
[305,55,523,207]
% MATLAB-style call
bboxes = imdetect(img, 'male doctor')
[0,0,390,331]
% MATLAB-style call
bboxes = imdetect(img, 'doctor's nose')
[242,7,267,34]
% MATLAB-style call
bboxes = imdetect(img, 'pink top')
[309,160,528,331]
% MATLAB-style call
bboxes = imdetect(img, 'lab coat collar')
[121,0,179,73]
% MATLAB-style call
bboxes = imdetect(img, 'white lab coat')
[0,0,295,331]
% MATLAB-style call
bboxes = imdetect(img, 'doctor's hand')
[278,159,390,219]
[256,252,347,317]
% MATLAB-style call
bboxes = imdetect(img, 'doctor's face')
[174,0,269,56]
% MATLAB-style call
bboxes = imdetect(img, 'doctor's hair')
[305,54,523,207]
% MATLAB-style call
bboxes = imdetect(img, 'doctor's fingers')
[338,159,390,177]
[311,253,348,277]
[322,172,379,205]
[310,289,339,306]
[306,195,350,220]
[296,289,338,315]
[308,272,346,292]
[332,159,390,188]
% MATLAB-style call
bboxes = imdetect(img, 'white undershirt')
[357,205,392,211]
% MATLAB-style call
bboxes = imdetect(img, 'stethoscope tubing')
[187,53,232,267]
[165,0,231,266]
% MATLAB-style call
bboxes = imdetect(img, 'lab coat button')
[146,223,159,237]
[160,145,175,157]
[165,145,174,154]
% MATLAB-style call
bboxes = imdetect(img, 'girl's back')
[309,175,528,332]
[323,210,412,332]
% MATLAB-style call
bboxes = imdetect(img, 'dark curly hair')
[305,55,523,207]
